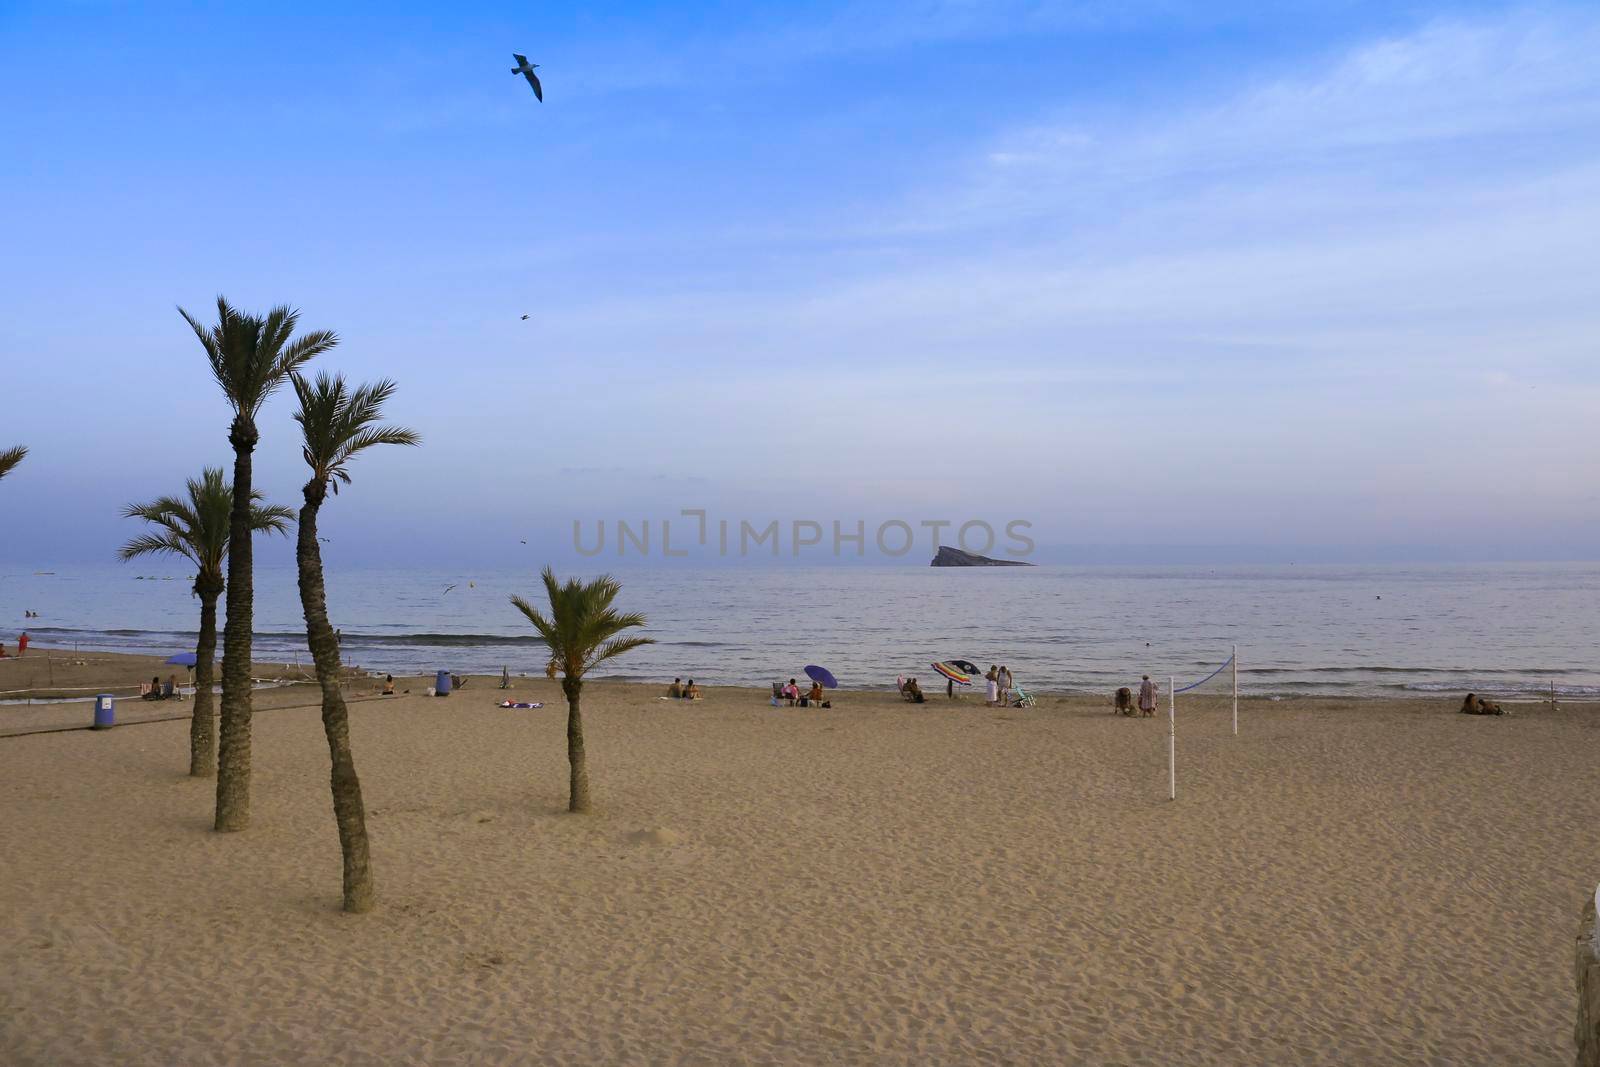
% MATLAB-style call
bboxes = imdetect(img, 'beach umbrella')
[948,659,980,676]
[931,661,971,686]
[164,651,198,667]
[803,664,838,689]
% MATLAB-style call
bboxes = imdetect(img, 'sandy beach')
[2,649,1596,1064]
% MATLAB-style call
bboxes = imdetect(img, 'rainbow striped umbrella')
[931,661,971,686]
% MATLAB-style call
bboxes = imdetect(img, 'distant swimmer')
[511,54,543,101]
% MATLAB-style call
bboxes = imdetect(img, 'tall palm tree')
[291,371,419,913]
[119,470,293,777]
[511,569,653,813]
[181,297,337,832]
[0,445,26,481]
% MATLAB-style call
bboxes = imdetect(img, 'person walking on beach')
[1138,675,1157,718]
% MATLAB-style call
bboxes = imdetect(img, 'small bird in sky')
[521,314,530,320]
[511,54,543,101]
[443,584,458,596]
[318,537,332,543]
[520,539,528,545]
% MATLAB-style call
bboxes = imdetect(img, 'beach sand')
[2,651,1596,1064]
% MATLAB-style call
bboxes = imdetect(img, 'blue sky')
[2,1,1597,566]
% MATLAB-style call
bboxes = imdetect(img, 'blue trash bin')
[435,670,452,696]
[93,693,115,730]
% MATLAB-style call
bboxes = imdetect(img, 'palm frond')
[118,467,291,576]
[0,445,27,482]
[511,567,652,680]
[118,531,194,564]
[293,371,420,492]
[181,298,337,418]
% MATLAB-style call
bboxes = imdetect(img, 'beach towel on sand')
[497,701,543,709]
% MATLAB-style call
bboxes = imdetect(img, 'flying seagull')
[511,54,543,101]
[443,583,458,596]
[521,314,530,320]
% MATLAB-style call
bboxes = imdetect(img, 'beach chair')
[1011,686,1036,708]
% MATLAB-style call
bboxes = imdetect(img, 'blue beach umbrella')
[804,664,838,689]
[165,651,198,667]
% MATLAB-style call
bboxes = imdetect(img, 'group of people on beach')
[775,677,827,707]
[666,677,703,701]
[0,631,29,658]
[141,674,182,701]
[1113,676,1161,717]
[895,664,1028,707]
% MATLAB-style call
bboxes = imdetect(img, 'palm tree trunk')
[215,415,258,831]
[190,585,222,777]
[296,488,375,913]
[563,676,590,813]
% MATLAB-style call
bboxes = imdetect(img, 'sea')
[3,562,1597,699]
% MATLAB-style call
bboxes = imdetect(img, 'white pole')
[1232,643,1239,737]
[1168,675,1176,801]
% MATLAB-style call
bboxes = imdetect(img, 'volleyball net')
[1167,645,1240,802]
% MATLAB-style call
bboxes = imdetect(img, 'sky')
[1,0,1597,567]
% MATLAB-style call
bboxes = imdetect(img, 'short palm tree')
[511,569,653,813]
[119,470,293,777]
[292,371,419,913]
[181,297,337,832]
[0,445,26,481]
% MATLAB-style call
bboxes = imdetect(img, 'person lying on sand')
[1459,693,1506,716]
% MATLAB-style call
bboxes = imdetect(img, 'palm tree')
[291,371,419,913]
[511,569,653,813]
[0,445,26,482]
[119,470,294,777]
[181,297,337,832]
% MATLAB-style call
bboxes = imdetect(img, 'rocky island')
[930,546,1035,567]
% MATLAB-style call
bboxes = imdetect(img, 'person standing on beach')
[1138,675,1157,717]
[985,665,1000,706]
[16,631,27,656]
[998,664,1012,706]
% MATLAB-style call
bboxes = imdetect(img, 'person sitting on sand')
[804,680,824,706]
[668,677,683,699]
[684,679,702,700]
[903,677,925,703]
[382,675,395,696]
[1114,686,1135,716]
[1138,675,1157,717]
[142,674,163,701]
[781,678,800,705]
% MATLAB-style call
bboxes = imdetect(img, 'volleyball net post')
[1168,675,1176,802]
